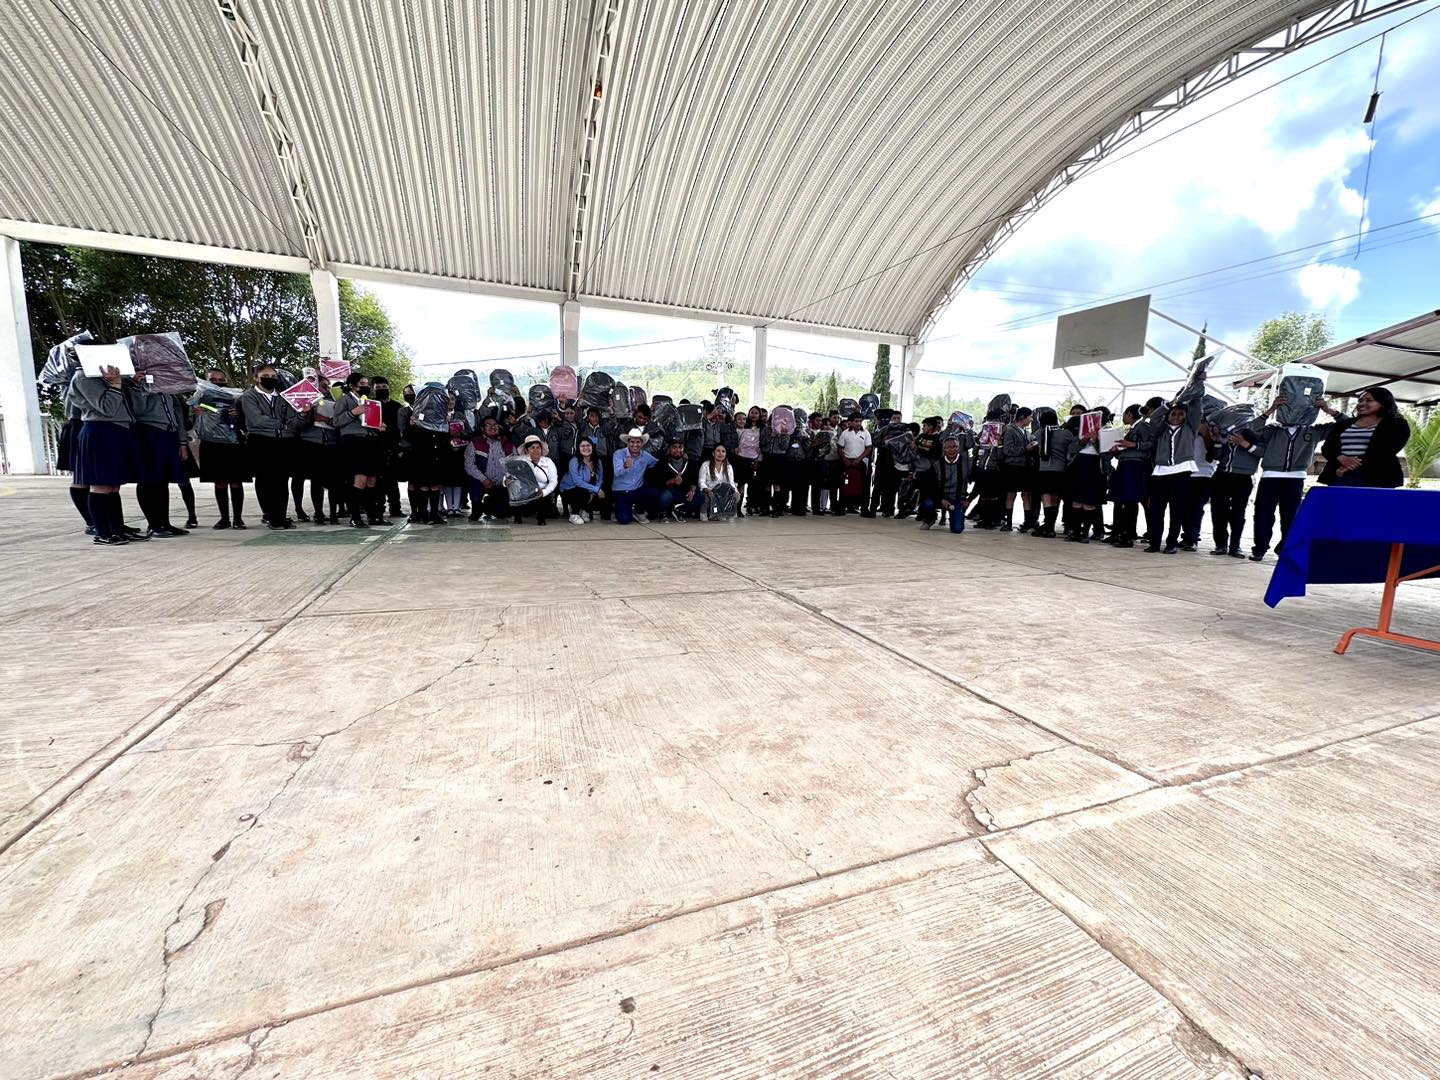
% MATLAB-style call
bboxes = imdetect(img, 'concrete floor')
[1,474,1437,1080]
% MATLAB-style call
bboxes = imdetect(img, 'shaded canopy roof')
[0,0,1410,338]
[1233,311,1440,404]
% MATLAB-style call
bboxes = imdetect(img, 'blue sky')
[372,9,1440,406]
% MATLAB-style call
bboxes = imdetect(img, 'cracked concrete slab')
[3,476,1436,1080]
[0,592,1142,1078]
[100,845,1244,1080]
[306,538,755,614]
[987,719,1440,1080]
[0,621,267,843]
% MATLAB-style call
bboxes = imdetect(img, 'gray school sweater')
[332,391,379,440]
[68,372,133,425]
[1250,418,1343,474]
[1037,426,1075,471]
[126,387,181,432]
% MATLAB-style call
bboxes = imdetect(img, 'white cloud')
[1418,187,1440,231]
[1295,262,1362,310]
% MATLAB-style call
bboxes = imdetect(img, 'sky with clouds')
[370,8,1440,409]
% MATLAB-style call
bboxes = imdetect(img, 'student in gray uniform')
[1209,423,1263,557]
[577,407,615,462]
[1106,404,1157,548]
[1143,380,1205,554]
[126,383,189,537]
[1030,407,1073,538]
[333,371,389,528]
[999,407,1033,531]
[1180,422,1217,551]
[239,363,310,530]
[56,381,94,533]
[296,390,343,523]
[1246,393,1344,562]
[68,365,146,546]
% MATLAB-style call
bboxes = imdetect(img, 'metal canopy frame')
[1231,309,1440,403]
[914,0,1424,342]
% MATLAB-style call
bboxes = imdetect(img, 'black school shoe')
[93,534,130,546]
[1163,545,1179,554]
[1179,542,1197,552]
[185,518,199,529]
[1210,546,1226,555]
[232,518,248,530]
[294,508,311,522]
[1248,552,1266,562]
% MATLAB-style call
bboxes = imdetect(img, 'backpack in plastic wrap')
[528,383,557,416]
[503,456,541,505]
[448,371,481,411]
[713,386,738,414]
[1200,394,1227,419]
[121,333,196,394]
[482,386,516,418]
[579,371,615,412]
[883,422,915,464]
[769,406,796,436]
[628,385,648,415]
[677,403,703,431]
[858,393,879,419]
[490,368,517,393]
[1208,402,1257,436]
[651,393,673,408]
[738,427,762,460]
[549,365,579,403]
[947,410,974,434]
[836,397,859,417]
[652,400,679,436]
[1274,362,1327,427]
[189,382,243,444]
[987,393,1012,418]
[708,482,738,520]
[792,406,809,429]
[41,330,96,388]
[411,383,452,433]
[612,381,632,421]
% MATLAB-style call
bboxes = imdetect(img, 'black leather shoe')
[93,534,130,546]
[232,519,248,530]
[213,520,232,530]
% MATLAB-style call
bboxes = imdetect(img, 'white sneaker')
[635,512,650,523]
[569,514,585,525]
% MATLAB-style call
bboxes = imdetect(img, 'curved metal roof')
[0,0,1417,337]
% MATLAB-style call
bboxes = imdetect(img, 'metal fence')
[0,415,64,474]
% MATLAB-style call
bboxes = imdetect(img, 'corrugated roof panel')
[0,0,303,256]
[0,0,1382,335]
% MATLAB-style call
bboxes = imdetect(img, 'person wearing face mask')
[67,363,146,545]
[333,371,389,528]
[371,376,405,518]
[196,367,251,529]
[238,363,310,529]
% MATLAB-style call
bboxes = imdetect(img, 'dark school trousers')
[1210,472,1253,552]
[1182,474,1213,545]
[1145,471,1190,548]
[1251,476,1304,555]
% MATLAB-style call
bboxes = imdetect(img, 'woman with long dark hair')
[1317,387,1411,488]
[560,436,607,523]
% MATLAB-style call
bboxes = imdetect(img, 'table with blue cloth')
[1264,487,1440,655]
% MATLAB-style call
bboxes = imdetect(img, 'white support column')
[749,325,768,408]
[1,236,45,475]
[898,342,922,420]
[310,268,342,366]
[561,300,581,369]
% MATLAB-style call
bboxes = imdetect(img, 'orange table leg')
[1335,543,1440,655]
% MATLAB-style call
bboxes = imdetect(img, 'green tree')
[824,370,839,412]
[871,344,892,408]
[1403,409,1440,488]
[21,243,412,388]
[1191,323,1208,361]
[1247,312,1331,369]
[339,279,415,387]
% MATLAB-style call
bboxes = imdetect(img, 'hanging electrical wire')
[1355,32,1387,258]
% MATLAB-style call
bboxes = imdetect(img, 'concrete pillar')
[561,300,581,369]
[310,268,342,365]
[749,325,767,408]
[898,342,922,421]
[0,236,45,474]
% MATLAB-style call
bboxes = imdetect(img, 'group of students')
[60,358,1411,557]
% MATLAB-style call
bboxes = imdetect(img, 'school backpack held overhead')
[1274,363,1327,428]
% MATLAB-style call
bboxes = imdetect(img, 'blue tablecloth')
[1265,487,1440,607]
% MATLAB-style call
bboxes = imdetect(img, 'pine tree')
[824,370,839,412]
[1191,322,1208,362]
[871,345,892,408]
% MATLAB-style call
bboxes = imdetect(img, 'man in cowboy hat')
[611,428,659,524]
